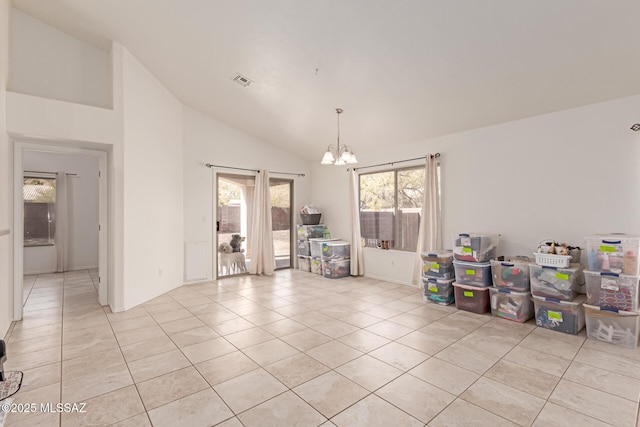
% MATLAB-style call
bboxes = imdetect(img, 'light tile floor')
[3,269,640,426]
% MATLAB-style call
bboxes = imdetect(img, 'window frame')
[23,172,57,247]
[359,165,427,252]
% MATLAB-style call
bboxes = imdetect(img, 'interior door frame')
[13,140,109,320]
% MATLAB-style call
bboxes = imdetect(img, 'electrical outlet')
[158,269,163,276]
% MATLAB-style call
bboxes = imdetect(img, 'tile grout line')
[105,299,154,425]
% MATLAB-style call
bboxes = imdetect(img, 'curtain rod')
[349,153,440,172]
[205,163,305,177]
[24,170,78,176]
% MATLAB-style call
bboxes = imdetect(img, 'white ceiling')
[12,0,640,162]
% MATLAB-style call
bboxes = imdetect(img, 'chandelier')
[321,108,358,165]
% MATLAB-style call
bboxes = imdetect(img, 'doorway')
[13,141,108,321]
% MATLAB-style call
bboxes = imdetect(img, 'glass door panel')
[270,178,292,269]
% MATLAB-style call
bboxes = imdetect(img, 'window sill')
[363,246,417,255]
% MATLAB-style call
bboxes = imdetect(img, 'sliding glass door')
[217,174,253,277]
[270,178,293,269]
[216,174,293,276]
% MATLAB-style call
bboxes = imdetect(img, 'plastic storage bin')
[310,238,340,258]
[529,264,582,301]
[491,256,532,291]
[423,277,455,305]
[297,224,325,240]
[321,241,351,260]
[533,295,586,335]
[453,283,490,314]
[297,240,311,256]
[310,258,322,275]
[322,259,350,279]
[586,234,640,276]
[298,256,311,272]
[422,251,454,279]
[453,260,492,287]
[452,233,500,263]
[489,288,533,322]
[421,250,454,264]
[584,271,640,312]
[584,304,640,348]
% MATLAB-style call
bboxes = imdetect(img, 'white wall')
[9,8,111,109]
[23,151,99,274]
[312,94,640,286]
[0,0,11,339]
[183,106,312,281]
[121,48,184,309]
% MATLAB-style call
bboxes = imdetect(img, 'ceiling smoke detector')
[631,123,640,132]
[232,73,253,87]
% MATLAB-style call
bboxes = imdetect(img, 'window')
[23,176,56,246]
[359,166,426,251]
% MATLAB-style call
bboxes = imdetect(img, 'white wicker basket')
[533,252,572,268]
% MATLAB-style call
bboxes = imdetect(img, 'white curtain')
[349,169,364,276]
[413,155,442,286]
[248,170,275,275]
[55,172,69,273]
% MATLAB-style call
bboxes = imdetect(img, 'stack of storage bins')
[305,237,339,275]
[296,225,326,273]
[451,233,499,314]
[421,251,455,305]
[490,256,534,323]
[582,235,640,348]
[320,241,351,279]
[530,248,585,334]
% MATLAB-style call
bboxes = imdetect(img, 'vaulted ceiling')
[12,0,640,161]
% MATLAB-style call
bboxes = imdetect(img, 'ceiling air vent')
[232,73,253,87]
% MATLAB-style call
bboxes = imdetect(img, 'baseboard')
[183,278,212,286]
[23,265,99,275]
[23,268,56,275]
[69,264,98,271]
[364,273,417,287]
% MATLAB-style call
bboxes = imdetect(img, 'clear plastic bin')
[322,259,350,279]
[584,271,640,312]
[586,234,640,276]
[297,240,310,256]
[584,304,640,348]
[453,283,490,314]
[309,238,340,258]
[452,233,500,263]
[422,259,454,280]
[489,288,533,323]
[298,256,311,272]
[529,264,582,301]
[453,260,492,287]
[533,295,586,335]
[423,277,455,305]
[491,256,532,292]
[310,257,323,275]
[297,224,325,240]
[421,250,454,264]
[321,241,351,260]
